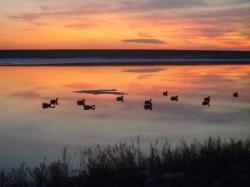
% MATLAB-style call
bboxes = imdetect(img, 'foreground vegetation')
[1,137,250,187]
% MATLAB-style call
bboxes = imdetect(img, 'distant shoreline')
[1,49,250,58]
[0,60,250,66]
[1,49,249,66]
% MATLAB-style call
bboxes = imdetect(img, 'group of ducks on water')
[42,92,239,111]
[42,96,124,110]
[77,99,96,110]
[145,91,239,110]
[42,98,59,109]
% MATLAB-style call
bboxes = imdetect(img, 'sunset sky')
[0,0,249,50]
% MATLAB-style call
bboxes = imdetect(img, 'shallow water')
[0,65,250,169]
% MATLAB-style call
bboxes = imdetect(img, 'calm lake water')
[0,65,250,169]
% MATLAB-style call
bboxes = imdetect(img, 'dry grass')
[1,137,250,187]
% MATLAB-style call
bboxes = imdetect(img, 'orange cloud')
[0,0,249,49]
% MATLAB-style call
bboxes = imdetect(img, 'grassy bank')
[1,137,250,187]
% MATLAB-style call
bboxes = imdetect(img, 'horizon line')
[0,49,250,52]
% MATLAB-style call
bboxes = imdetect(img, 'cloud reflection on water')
[123,67,165,73]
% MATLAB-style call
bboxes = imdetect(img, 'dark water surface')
[0,65,249,169]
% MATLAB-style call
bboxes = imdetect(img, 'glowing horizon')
[0,0,250,50]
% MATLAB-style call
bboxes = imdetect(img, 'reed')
[1,137,250,187]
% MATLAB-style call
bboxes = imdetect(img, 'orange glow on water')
[1,65,250,98]
[0,65,250,169]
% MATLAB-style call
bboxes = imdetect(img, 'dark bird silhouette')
[83,104,95,110]
[171,96,178,102]
[163,91,168,96]
[50,98,59,105]
[82,100,95,110]
[116,96,124,102]
[204,96,210,102]
[42,103,55,109]
[145,99,152,105]
[144,99,153,111]
[77,99,85,106]
[233,92,239,97]
[202,101,210,107]
[144,104,153,111]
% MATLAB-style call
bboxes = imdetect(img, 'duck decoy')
[77,99,85,106]
[83,104,95,110]
[233,92,239,97]
[145,99,152,105]
[82,100,95,110]
[163,91,168,96]
[170,96,178,102]
[144,103,153,111]
[202,101,210,107]
[144,98,153,111]
[50,98,59,105]
[116,96,124,102]
[204,96,210,102]
[42,103,55,109]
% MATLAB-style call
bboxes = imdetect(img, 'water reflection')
[0,65,249,169]
[74,89,127,95]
